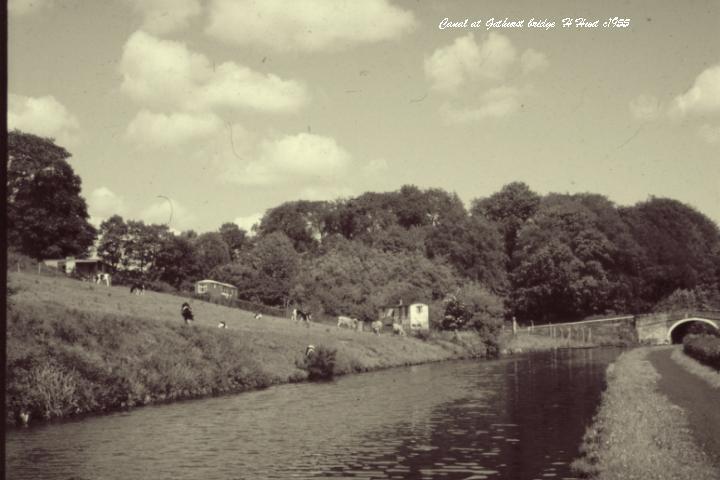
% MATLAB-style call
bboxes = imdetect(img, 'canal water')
[6,348,620,480]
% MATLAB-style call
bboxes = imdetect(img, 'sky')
[8,0,720,233]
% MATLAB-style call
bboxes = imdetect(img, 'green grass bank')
[6,272,491,425]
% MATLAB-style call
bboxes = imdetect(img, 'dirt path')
[649,347,720,466]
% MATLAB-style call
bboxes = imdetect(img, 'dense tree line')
[9,131,720,329]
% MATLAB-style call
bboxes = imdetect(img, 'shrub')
[683,334,720,370]
[301,345,337,380]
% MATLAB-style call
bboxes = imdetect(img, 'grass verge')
[571,347,718,479]
[671,347,720,389]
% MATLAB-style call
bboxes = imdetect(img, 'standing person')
[181,302,194,325]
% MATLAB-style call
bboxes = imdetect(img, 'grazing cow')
[296,309,312,327]
[371,320,383,335]
[254,312,263,320]
[218,321,227,329]
[19,411,30,425]
[181,302,194,325]
[130,282,145,295]
[305,344,316,357]
[337,316,357,330]
[392,323,406,336]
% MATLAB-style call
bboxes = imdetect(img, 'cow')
[371,320,383,335]
[254,312,263,320]
[296,309,312,327]
[392,323,406,336]
[218,321,227,329]
[130,282,145,295]
[181,302,194,325]
[337,316,357,330]
[305,344,316,357]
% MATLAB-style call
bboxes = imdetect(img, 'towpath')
[649,348,720,467]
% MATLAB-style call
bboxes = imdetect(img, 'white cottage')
[378,302,430,331]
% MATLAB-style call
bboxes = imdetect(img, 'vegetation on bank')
[571,348,718,480]
[8,131,720,333]
[683,334,720,371]
[671,348,720,389]
[6,273,493,425]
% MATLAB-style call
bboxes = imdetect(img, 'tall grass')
[6,300,274,424]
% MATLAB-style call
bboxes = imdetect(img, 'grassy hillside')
[6,272,486,425]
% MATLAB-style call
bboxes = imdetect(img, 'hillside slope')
[6,272,485,425]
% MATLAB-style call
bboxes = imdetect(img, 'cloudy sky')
[8,0,720,232]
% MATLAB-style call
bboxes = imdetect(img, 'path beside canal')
[649,348,720,467]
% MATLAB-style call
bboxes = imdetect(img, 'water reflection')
[6,348,619,480]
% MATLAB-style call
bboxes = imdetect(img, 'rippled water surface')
[6,348,620,480]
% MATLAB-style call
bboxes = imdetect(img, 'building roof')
[196,279,237,289]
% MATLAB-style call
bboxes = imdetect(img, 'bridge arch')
[667,317,719,344]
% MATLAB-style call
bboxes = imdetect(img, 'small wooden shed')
[378,302,430,331]
[195,279,238,300]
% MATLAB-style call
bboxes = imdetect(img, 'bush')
[683,334,720,370]
[301,345,337,380]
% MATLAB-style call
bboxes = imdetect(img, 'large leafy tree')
[471,182,540,263]
[212,232,299,306]
[193,232,231,277]
[218,222,247,260]
[96,215,128,271]
[153,234,201,288]
[426,215,507,292]
[7,130,96,259]
[621,197,720,308]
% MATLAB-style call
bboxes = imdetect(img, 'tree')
[471,182,540,263]
[256,201,330,252]
[97,215,128,271]
[153,234,201,289]
[621,198,720,308]
[212,232,299,306]
[426,215,507,292]
[7,130,96,259]
[218,223,247,260]
[122,221,170,272]
[194,232,231,277]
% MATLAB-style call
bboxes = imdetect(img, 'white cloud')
[87,187,128,226]
[520,49,549,75]
[698,124,720,144]
[126,0,201,34]
[672,64,720,116]
[224,132,352,186]
[441,86,523,123]
[206,0,417,52]
[424,33,518,92]
[234,213,263,233]
[120,31,308,113]
[125,110,223,148]
[8,94,80,146]
[140,198,195,229]
[9,0,53,15]
[630,94,661,121]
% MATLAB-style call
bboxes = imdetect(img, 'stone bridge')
[524,311,720,344]
[635,310,720,344]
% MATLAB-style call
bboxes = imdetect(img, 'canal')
[6,347,621,480]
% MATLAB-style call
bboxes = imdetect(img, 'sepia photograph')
[5,0,720,479]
